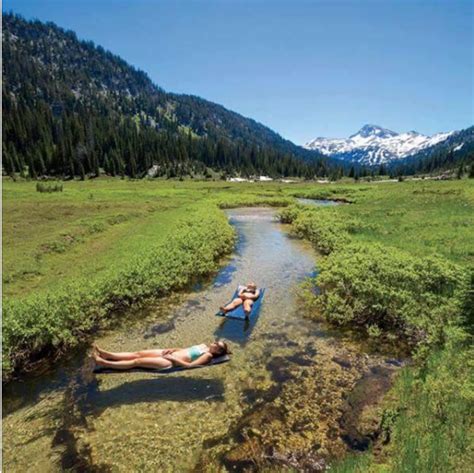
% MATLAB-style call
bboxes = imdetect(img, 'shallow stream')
[3,207,400,472]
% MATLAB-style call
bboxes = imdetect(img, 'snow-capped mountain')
[304,124,455,165]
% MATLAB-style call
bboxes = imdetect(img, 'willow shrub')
[3,207,235,377]
[278,205,364,254]
[36,182,63,192]
[309,243,469,351]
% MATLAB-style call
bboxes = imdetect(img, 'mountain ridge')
[305,124,456,165]
[3,13,331,179]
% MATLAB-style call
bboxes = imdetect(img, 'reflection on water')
[2,207,375,472]
[297,197,342,206]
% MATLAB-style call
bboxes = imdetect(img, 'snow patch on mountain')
[304,124,455,165]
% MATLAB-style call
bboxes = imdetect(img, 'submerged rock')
[339,365,397,451]
[332,355,352,369]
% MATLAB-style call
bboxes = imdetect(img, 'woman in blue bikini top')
[93,340,230,371]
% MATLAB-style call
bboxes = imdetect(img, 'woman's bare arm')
[163,353,212,367]
[248,289,260,300]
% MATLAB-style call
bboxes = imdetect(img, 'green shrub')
[278,205,364,254]
[216,195,291,209]
[2,207,235,378]
[277,204,301,224]
[36,182,63,193]
[309,243,469,351]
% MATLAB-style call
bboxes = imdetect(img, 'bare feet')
[93,344,107,358]
[92,352,104,365]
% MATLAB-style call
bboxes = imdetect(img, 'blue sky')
[4,0,473,144]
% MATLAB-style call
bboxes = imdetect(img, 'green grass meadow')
[5,179,473,300]
[3,177,474,471]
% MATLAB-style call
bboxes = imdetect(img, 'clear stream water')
[295,198,342,207]
[3,207,395,472]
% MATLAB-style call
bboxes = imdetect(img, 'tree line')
[2,13,334,180]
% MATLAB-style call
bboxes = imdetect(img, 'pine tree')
[103,153,110,175]
[129,157,137,178]
[28,155,37,179]
[3,149,14,176]
[78,162,86,181]
[68,156,75,178]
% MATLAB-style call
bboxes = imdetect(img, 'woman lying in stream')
[92,341,231,370]
[220,281,260,317]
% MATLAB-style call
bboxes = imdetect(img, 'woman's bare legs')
[93,345,167,361]
[221,297,243,313]
[93,354,173,370]
[243,299,254,316]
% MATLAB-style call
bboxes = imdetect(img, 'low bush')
[306,243,469,351]
[2,207,235,378]
[278,205,365,254]
[36,182,63,193]
[216,194,291,209]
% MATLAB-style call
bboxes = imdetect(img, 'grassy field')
[4,180,209,298]
[3,177,474,471]
[5,179,473,299]
[3,179,298,299]
[283,180,474,265]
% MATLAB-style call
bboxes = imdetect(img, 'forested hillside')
[2,13,331,179]
[390,126,474,176]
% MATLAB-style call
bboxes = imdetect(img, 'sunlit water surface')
[296,198,342,206]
